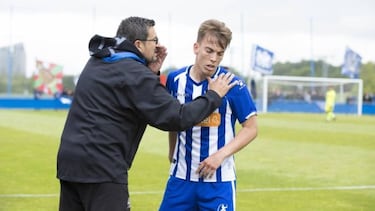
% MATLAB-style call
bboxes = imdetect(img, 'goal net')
[256,75,363,115]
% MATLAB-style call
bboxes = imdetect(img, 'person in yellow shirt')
[325,86,336,121]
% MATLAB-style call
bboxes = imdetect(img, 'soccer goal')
[257,75,363,115]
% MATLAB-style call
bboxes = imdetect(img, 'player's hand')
[148,45,167,74]
[196,153,224,179]
[208,72,238,98]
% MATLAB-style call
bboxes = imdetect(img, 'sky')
[1,0,375,77]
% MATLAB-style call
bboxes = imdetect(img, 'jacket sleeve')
[121,65,222,131]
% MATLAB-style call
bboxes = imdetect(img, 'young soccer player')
[159,19,258,211]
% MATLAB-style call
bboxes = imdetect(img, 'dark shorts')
[59,180,130,211]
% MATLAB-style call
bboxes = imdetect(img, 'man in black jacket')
[57,16,237,211]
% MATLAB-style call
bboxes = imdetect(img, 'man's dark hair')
[116,16,155,43]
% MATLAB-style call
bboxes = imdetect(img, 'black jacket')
[56,35,222,184]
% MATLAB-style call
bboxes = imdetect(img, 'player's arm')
[196,115,258,178]
[168,132,177,163]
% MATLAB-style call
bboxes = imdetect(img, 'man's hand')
[148,45,167,74]
[208,72,238,97]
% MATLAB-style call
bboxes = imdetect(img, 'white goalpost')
[258,75,363,115]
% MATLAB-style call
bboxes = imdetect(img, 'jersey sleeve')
[228,78,257,124]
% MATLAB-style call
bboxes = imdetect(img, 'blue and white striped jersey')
[166,66,257,182]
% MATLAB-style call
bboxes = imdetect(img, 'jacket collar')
[88,34,147,64]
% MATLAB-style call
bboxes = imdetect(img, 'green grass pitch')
[0,110,374,210]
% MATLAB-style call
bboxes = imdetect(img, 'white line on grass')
[0,194,59,198]
[239,185,375,192]
[1,185,374,198]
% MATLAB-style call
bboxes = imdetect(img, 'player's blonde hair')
[196,19,232,50]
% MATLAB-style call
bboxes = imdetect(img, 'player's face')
[193,34,225,78]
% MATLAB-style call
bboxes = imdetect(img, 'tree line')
[0,60,374,96]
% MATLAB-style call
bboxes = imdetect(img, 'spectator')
[363,93,373,103]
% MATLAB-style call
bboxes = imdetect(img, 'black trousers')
[59,180,130,211]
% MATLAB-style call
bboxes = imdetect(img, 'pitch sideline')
[1,185,375,198]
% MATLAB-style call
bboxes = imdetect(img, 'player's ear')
[193,42,199,55]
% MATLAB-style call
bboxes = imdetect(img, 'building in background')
[0,43,26,76]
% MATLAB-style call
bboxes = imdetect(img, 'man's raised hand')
[207,72,238,97]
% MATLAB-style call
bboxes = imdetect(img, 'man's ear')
[134,40,144,52]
